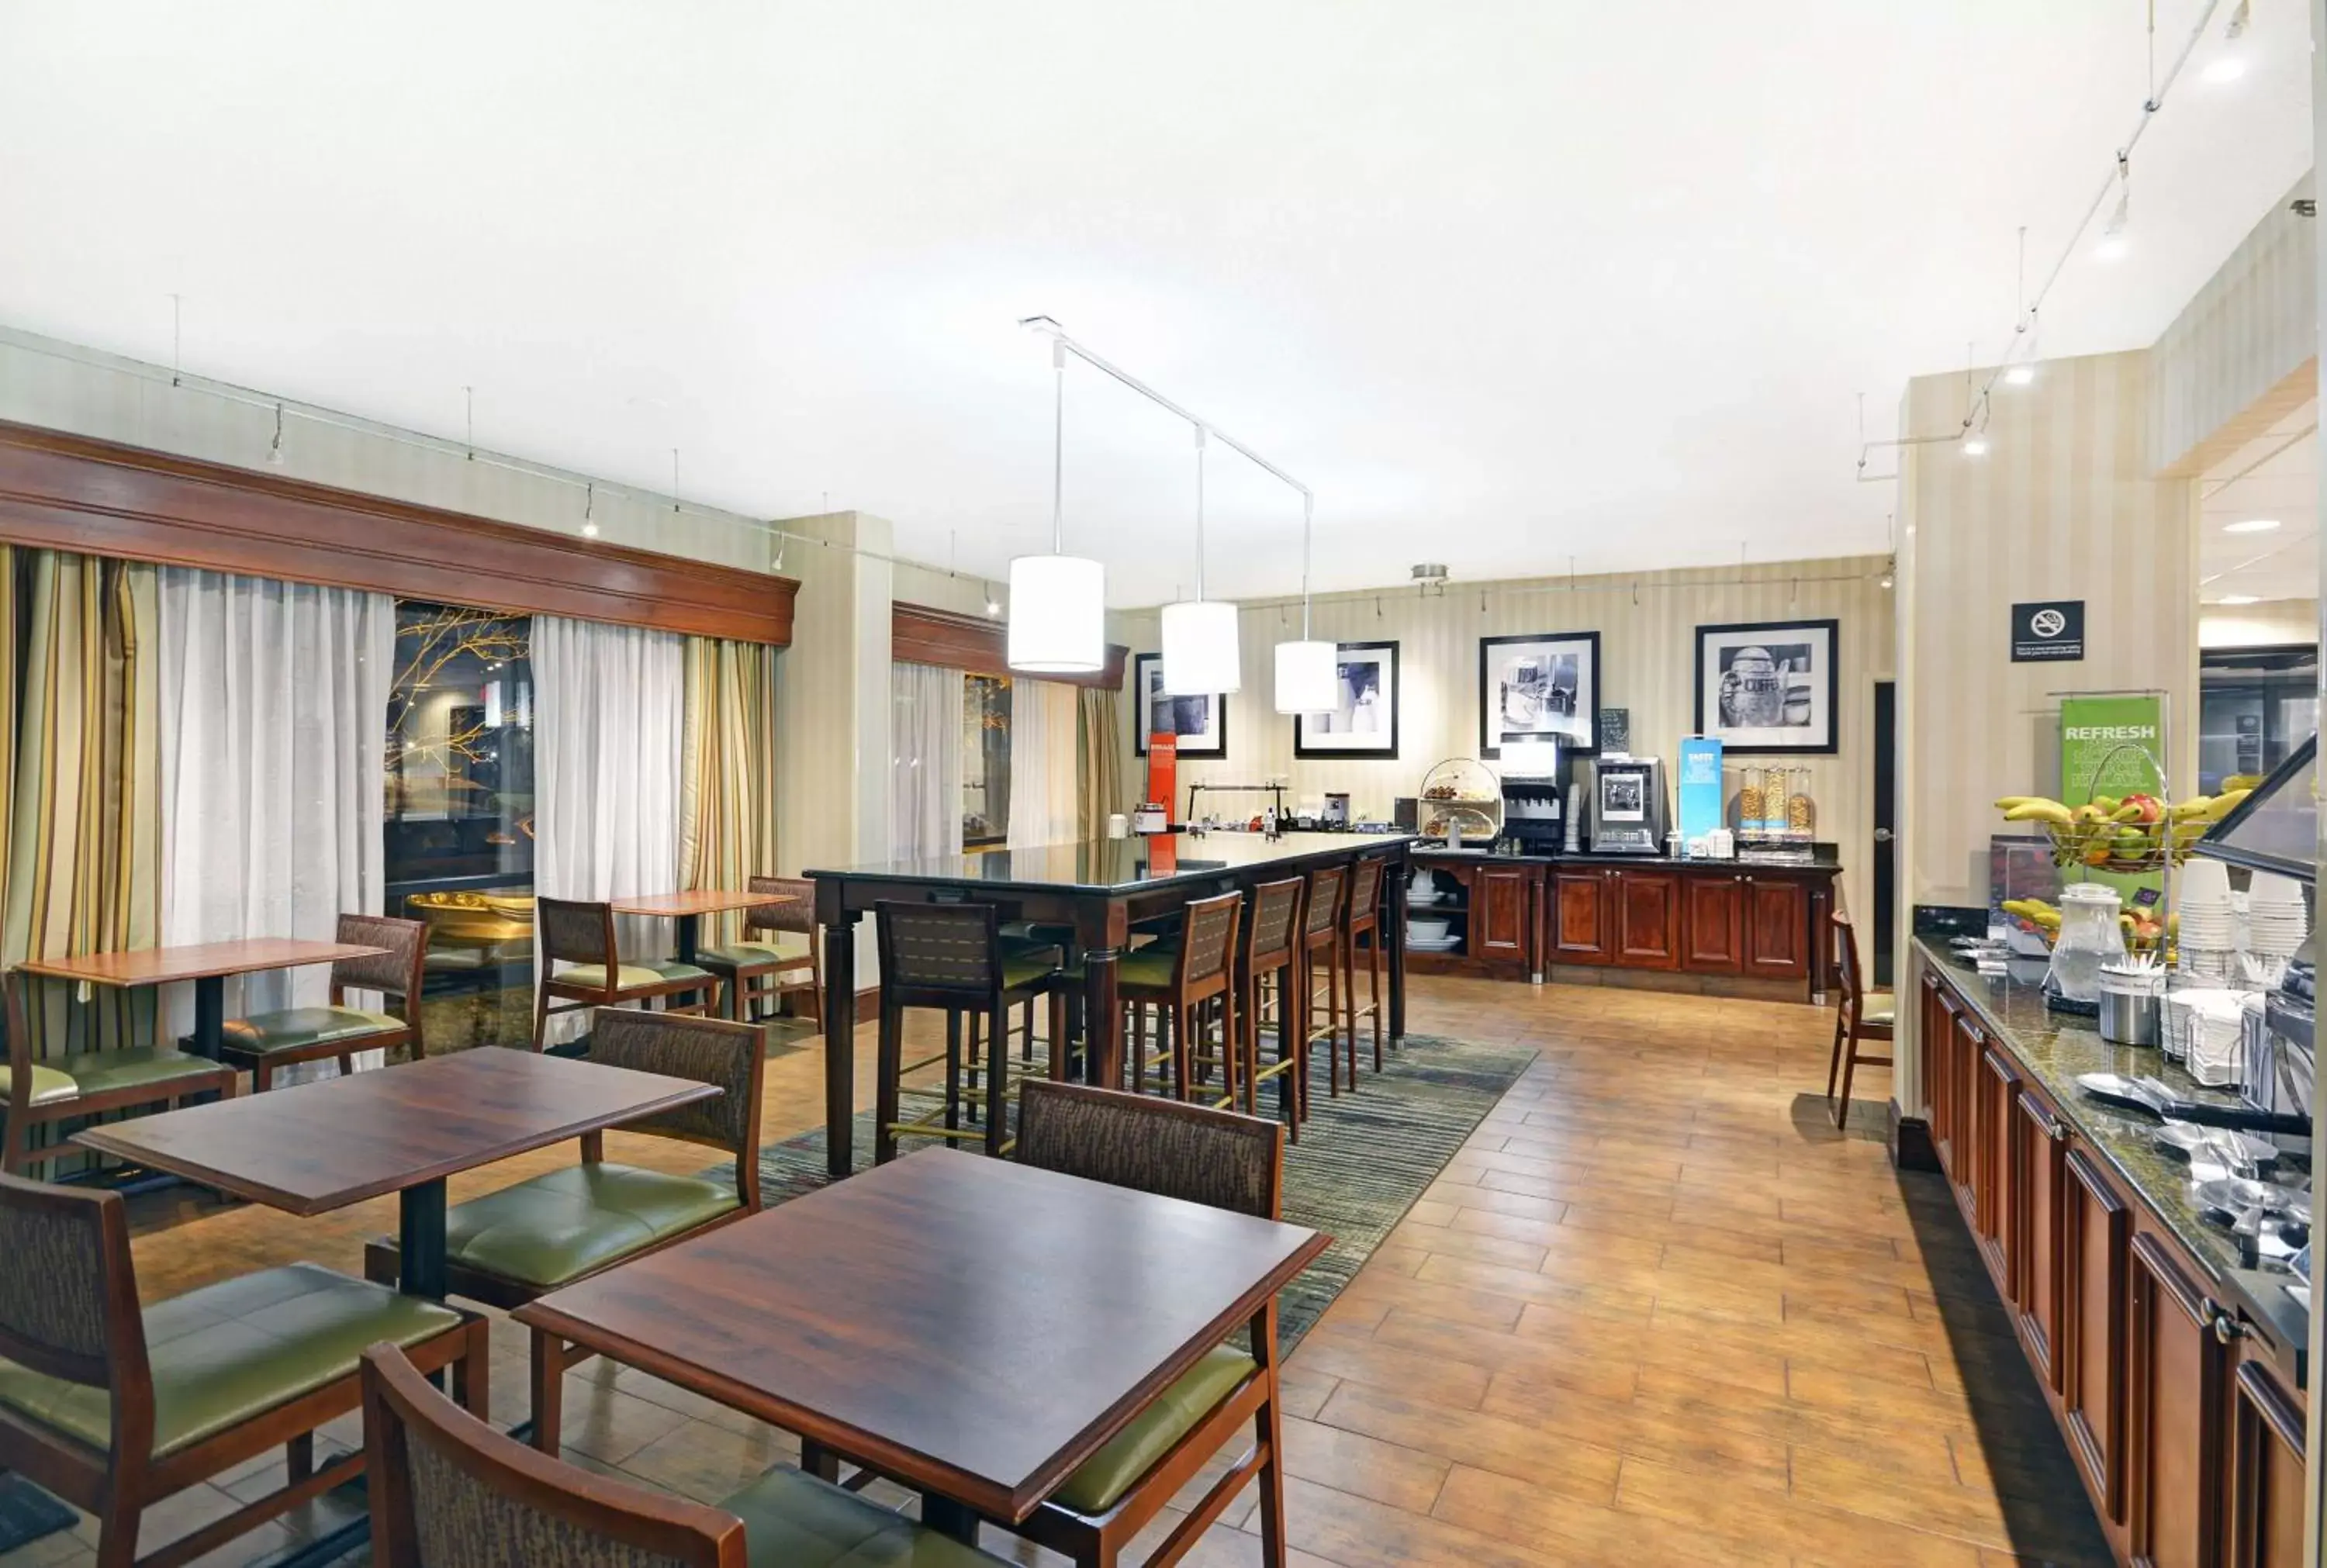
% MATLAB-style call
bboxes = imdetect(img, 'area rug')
[727,1031,1534,1349]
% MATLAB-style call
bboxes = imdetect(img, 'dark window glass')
[963,674,1012,848]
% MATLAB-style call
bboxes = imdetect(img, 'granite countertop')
[1409,846,1841,873]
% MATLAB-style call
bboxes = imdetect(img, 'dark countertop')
[805,830,1414,896]
[1411,846,1840,874]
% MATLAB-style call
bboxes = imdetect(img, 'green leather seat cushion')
[1056,951,1177,993]
[697,939,811,969]
[1050,1345,1256,1514]
[439,1163,740,1288]
[722,1467,1008,1566]
[554,961,714,992]
[1001,949,1060,991]
[0,1262,462,1458]
[1861,1000,1896,1025]
[0,1047,220,1107]
[220,1005,403,1055]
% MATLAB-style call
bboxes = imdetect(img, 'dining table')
[805,830,1414,1177]
[607,888,798,966]
[512,1147,1329,1553]
[17,937,392,1061]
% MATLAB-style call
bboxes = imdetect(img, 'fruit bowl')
[1996,789,2246,873]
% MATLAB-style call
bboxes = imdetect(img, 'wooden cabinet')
[1613,870,1682,969]
[2228,1357,2306,1568]
[1925,977,1962,1177]
[1474,866,1532,962]
[1948,1013,1983,1207]
[1974,1048,2020,1298]
[1739,874,1810,979]
[1682,875,1743,972]
[2126,1234,2225,1568]
[2063,1147,2130,1522]
[1552,871,1613,964]
[2014,1090,2069,1393]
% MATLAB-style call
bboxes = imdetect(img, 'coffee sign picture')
[1693,618,1839,755]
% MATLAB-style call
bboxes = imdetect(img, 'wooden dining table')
[513,1147,1328,1555]
[18,937,391,1061]
[607,888,797,966]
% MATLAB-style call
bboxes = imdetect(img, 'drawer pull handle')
[2212,1309,2246,1346]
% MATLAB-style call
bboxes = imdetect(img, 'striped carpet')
[735,1030,1535,1348]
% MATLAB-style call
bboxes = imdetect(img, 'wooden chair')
[1340,856,1388,1079]
[218,912,430,1090]
[1237,876,1307,1138]
[362,1008,764,1446]
[1,970,237,1177]
[1119,891,1242,1110]
[693,876,821,1024]
[360,1343,1009,1568]
[531,897,721,1050]
[872,901,1060,1162]
[0,1172,487,1568]
[1007,1080,1291,1568]
[1296,865,1350,1098]
[1824,912,1894,1126]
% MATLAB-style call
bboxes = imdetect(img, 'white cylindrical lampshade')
[1273,638,1337,714]
[1160,599,1242,695]
[1006,554,1106,673]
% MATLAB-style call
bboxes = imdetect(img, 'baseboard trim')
[1888,1101,1940,1173]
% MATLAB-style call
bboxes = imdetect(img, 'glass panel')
[385,603,537,1050]
[2199,644,2318,795]
[963,673,1012,848]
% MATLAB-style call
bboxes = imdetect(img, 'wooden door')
[1681,874,1743,972]
[1552,871,1614,964]
[2014,1090,2069,1393]
[2126,1233,2225,1568]
[1613,871,1682,969]
[1974,1048,2020,1298]
[1475,867,1531,962]
[2062,1147,2130,1523]
[2228,1357,2306,1568]
[1740,875,1810,979]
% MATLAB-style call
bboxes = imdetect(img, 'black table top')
[805,831,1414,896]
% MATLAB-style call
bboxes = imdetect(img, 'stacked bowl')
[2175,860,2237,979]
[2246,872,2308,960]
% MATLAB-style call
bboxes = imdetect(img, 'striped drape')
[0,547,164,1054]
[680,635,780,948]
[1077,686,1124,840]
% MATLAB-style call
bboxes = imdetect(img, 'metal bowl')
[2154,1122,2277,1167]
[2192,1177,2308,1219]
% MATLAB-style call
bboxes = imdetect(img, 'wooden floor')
[0,975,2107,1568]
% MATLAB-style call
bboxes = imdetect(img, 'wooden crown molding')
[891,600,1127,689]
[0,420,799,645]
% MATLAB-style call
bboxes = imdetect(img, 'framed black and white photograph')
[1478,630,1600,758]
[1132,652,1226,758]
[1294,640,1400,758]
[1693,618,1839,755]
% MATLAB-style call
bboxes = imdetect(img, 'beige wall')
[1115,557,1895,931]
[2201,599,2320,648]
[2152,174,2316,478]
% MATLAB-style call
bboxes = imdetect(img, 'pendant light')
[1160,425,1241,695]
[1274,492,1336,713]
[1008,338,1106,673]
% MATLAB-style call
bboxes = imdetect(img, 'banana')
[2004,800,2075,825]
[2093,794,2121,814]
[2170,796,2214,820]
[1993,796,2041,811]
[2208,789,2251,820]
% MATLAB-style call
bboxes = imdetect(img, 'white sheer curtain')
[534,615,686,1039]
[157,568,394,1045]
[892,663,963,861]
[1008,679,1081,848]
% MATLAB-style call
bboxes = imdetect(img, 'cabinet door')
[1974,1048,2020,1299]
[1682,875,1743,972]
[1949,1014,1983,1209]
[2228,1357,2306,1568]
[1740,875,1810,979]
[1925,979,1960,1172]
[1552,872,1613,964]
[1613,871,1682,969]
[2127,1233,2225,1568]
[2062,1147,2129,1522]
[1475,867,1531,960]
[2014,1090,2069,1393]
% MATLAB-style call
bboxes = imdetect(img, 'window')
[963,673,1012,848]
[385,603,537,1049]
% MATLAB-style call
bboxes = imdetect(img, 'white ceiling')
[0,2,2313,605]
[2201,399,2318,606]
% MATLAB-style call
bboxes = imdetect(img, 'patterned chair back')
[1302,867,1347,941]
[743,876,815,938]
[0,1173,148,1443]
[361,1345,747,1568]
[1173,891,1243,989]
[537,899,616,969]
[875,902,1001,1000]
[1347,858,1386,931]
[1246,878,1304,964]
[1015,1080,1282,1220]
[1833,914,1866,1017]
[331,913,430,998]
[586,1010,766,1166]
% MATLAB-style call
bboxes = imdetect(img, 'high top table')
[806,831,1413,1179]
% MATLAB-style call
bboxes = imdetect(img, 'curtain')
[1008,679,1081,848]
[680,635,780,948]
[1,549,164,1055]
[156,568,394,1045]
[534,614,686,1038]
[891,663,963,862]
[1077,686,1125,841]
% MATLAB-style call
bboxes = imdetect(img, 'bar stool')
[531,898,721,1050]
[1825,912,1894,1126]
[1298,865,1350,1098]
[1122,889,1243,1107]
[695,875,821,1024]
[1342,856,1388,1080]
[1238,876,1308,1138]
[872,901,1060,1161]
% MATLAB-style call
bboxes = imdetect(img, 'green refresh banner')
[2059,693,2165,896]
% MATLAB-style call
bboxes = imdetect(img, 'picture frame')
[1693,618,1840,755]
[1132,652,1226,758]
[1478,630,1601,758]
[1294,640,1400,758]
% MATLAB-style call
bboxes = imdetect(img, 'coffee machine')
[1495,741,1567,855]
[1587,756,1668,855]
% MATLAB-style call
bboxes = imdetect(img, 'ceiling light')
[2225,0,2251,39]
[2218,594,2261,606]
[1274,493,1336,713]
[1962,437,1990,458]
[582,483,598,537]
[2223,518,2281,534]
[2004,364,2035,387]
[2095,161,2130,261]
[1161,427,1241,695]
[266,402,285,465]
[984,594,1001,616]
[1008,338,1105,674]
